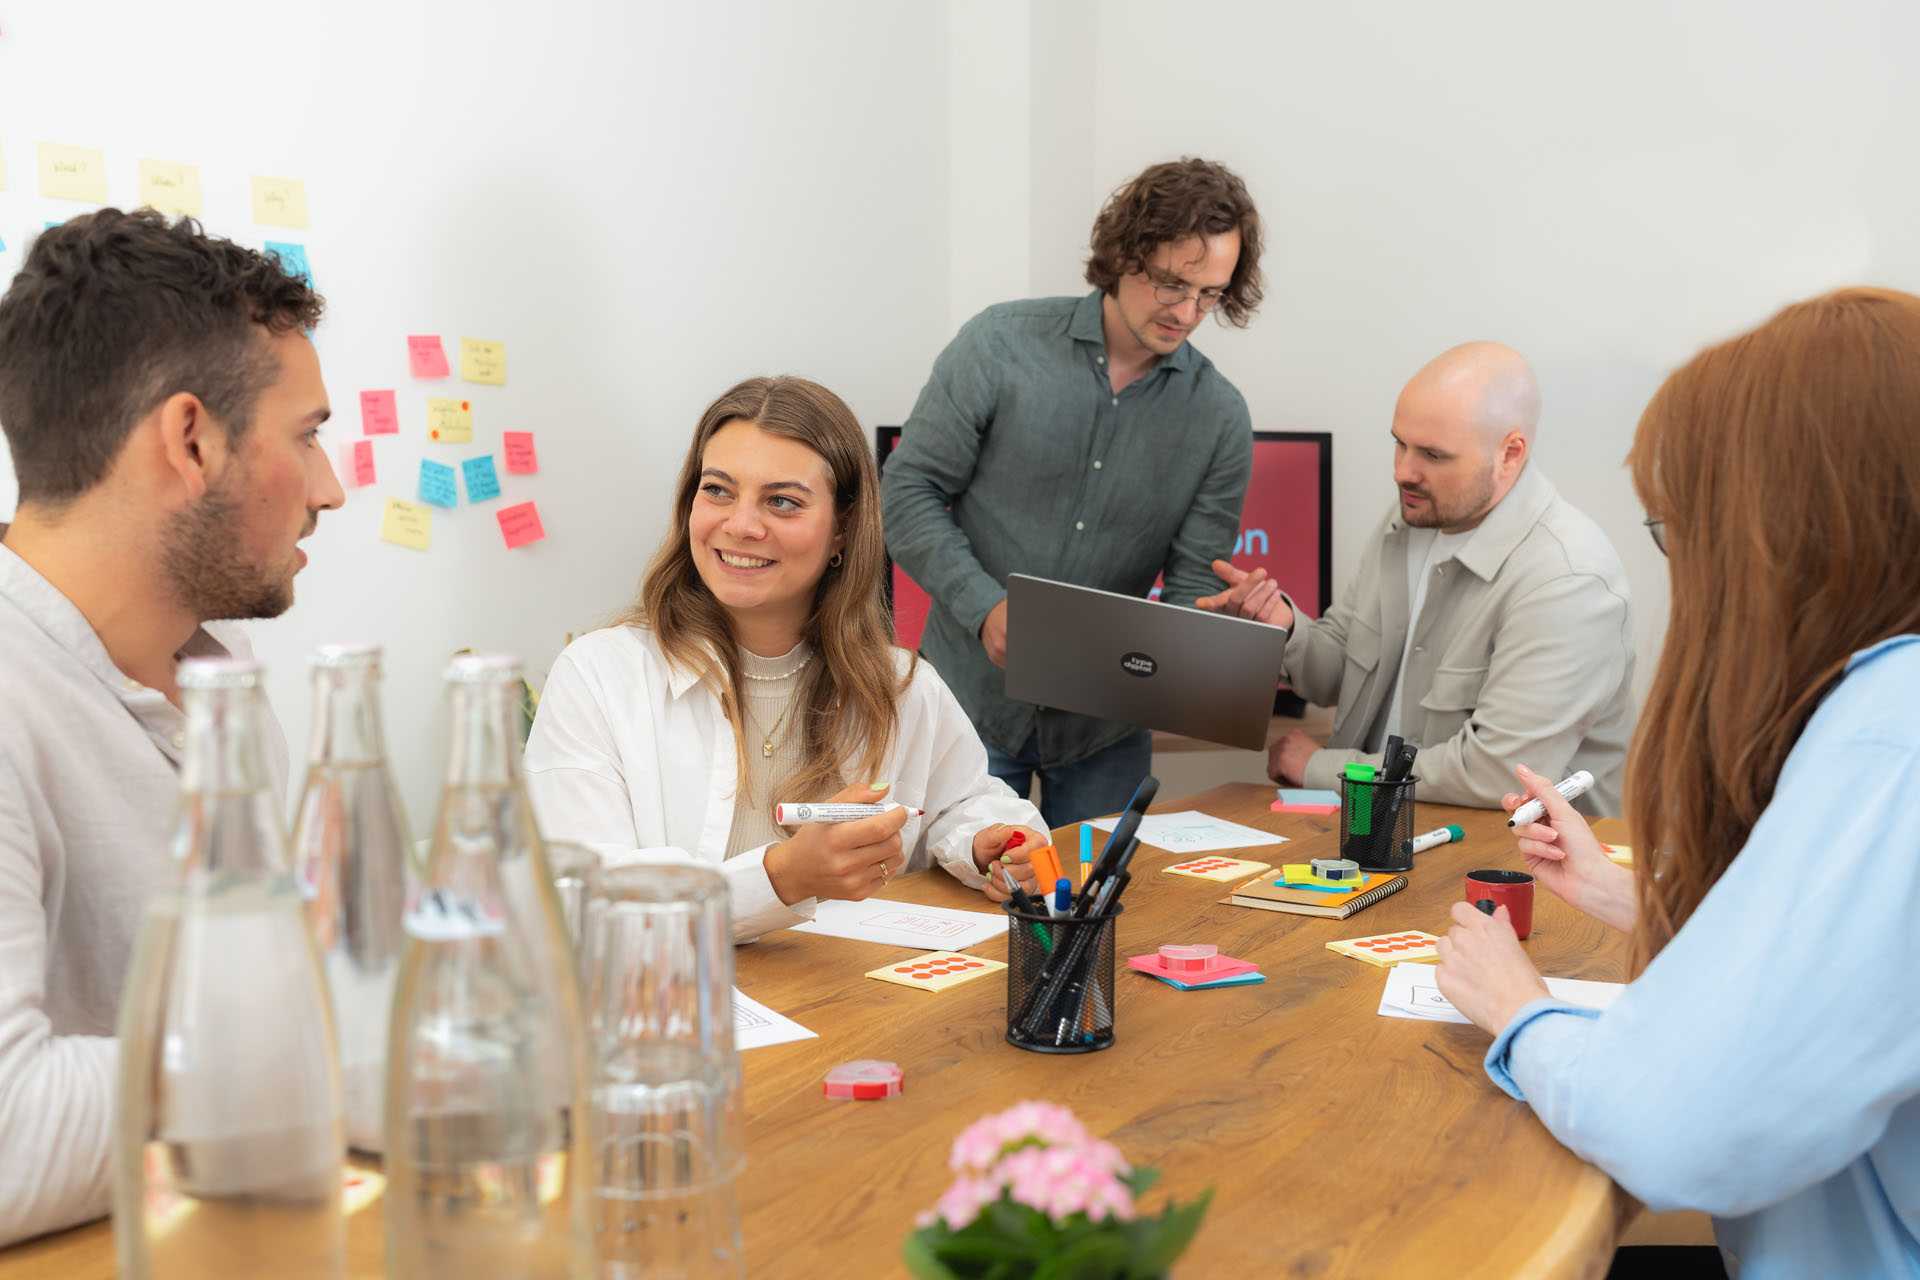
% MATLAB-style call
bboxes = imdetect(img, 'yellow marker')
[250,175,310,228]
[38,143,108,203]
[459,338,507,386]
[138,159,203,215]
[379,498,432,551]
[425,397,474,444]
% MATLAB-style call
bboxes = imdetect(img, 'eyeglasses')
[1148,276,1227,313]
[1644,518,1667,556]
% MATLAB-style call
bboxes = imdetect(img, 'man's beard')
[1403,466,1496,531]
[160,477,296,621]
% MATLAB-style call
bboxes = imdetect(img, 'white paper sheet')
[1377,961,1625,1024]
[788,897,1008,950]
[1088,810,1289,854]
[733,988,816,1051]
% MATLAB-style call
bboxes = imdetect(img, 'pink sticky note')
[502,430,538,475]
[338,439,376,488]
[407,335,450,379]
[359,389,399,436]
[497,500,546,549]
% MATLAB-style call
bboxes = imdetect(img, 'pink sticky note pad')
[407,335,450,379]
[497,500,545,549]
[1271,801,1341,816]
[503,430,538,475]
[338,440,376,488]
[1127,951,1258,983]
[359,389,399,435]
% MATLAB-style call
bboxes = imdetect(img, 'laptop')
[1002,574,1290,751]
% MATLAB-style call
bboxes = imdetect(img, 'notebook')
[1222,870,1407,919]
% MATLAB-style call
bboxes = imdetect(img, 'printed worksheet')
[1376,962,1624,1025]
[788,897,1008,950]
[1088,810,1289,854]
[733,988,815,1051]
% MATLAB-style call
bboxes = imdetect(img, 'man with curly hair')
[0,209,341,1243]
[883,159,1263,826]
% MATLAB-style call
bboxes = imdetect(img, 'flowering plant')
[903,1101,1211,1279]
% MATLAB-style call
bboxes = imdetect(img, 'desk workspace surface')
[1,784,1633,1279]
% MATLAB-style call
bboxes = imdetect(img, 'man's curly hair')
[1084,158,1263,328]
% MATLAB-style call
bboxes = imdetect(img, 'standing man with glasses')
[883,158,1262,828]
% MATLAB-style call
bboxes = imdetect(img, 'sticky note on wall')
[359,390,399,435]
[502,431,538,474]
[426,398,472,443]
[339,440,376,488]
[459,338,506,386]
[380,498,431,550]
[265,241,312,287]
[137,159,202,215]
[497,501,545,549]
[250,176,310,228]
[407,336,450,379]
[419,460,459,508]
[462,455,501,503]
[39,144,109,203]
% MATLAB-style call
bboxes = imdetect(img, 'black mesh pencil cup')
[1340,772,1417,871]
[1004,902,1122,1054]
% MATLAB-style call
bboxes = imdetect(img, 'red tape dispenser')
[823,1059,904,1101]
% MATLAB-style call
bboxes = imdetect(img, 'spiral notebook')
[1221,870,1407,919]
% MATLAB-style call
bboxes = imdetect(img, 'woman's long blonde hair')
[618,375,909,805]
[1625,287,1920,971]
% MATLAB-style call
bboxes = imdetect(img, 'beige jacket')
[1282,465,1634,815]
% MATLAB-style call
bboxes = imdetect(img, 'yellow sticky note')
[1602,843,1634,866]
[250,175,310,229]
[138,159,203,216]
[426,397,474,444]
[459,338,507,386]
[38,143,109,203]
[379,498,432,551]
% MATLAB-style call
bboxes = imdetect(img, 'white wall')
[0,0,951,825]
[1042,0,1920,698]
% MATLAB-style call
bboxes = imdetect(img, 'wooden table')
[2,784,1632,1278]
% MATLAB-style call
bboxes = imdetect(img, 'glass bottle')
[290,643,413,1154]
[384,653,594,1277]
[113,657,345,1280]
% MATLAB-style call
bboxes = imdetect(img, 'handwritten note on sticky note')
[407,335,450,379]
[380,498,431,551]
[39,144,109,203]
[352,441,377,488]
[137,159,202,215]
[419,460,459,508]
[459,338,507,386]
[265,241,312,287]
[250,176,310,228]
[497,501,546,550]
[461,455,501,503]
[359,390,398,435]
[502,431,538,474]
[426,397,473,444]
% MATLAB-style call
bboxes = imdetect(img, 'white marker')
[772,802,925,825]
[1406,823,1465,855]
[1507,771,1595,828]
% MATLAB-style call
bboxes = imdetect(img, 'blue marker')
[1052,877,1072,918]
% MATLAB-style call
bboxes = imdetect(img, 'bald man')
[1199,343,1633,814]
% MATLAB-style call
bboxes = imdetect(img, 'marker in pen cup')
[1506,770,1595,828]
[1079,825,1093,887]
[1051,878,1071,918]
[772,802,925,824]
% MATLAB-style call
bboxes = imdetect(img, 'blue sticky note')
[461,454,501,503]
[1276,789,1342,806]
[265,241,312,287]
[418,460,458,509]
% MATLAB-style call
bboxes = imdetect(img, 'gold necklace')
[747,660,811,758]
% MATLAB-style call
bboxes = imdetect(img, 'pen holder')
[1339,776,1416,871]
[1003,902,1121,1055]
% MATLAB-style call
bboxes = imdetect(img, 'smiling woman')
[523,376,1049,941]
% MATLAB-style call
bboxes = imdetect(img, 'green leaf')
[903,1231,965,1280]
[1122,1165,1162,1198]
[1035,1232,1132,1280]
[1126,1190,1215,1276]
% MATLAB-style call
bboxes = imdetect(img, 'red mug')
[1464,869,1534,939]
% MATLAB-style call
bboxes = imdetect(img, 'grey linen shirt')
[881,290,1253,764]
[0,531,288,1244]
[1279,465,1635,815]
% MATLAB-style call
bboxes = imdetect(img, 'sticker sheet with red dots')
[865,950,1008,993]
[1161,857,1273,883]
[1325,931,1442,968]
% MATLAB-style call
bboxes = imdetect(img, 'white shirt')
[0,536,289,1245]
[523,626,1043,940]
[1383,526,1475,743]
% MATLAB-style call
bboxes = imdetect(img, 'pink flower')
[925,1103,1140,1233]
[929,1174,1002,1231]
[948,1100,1092,1173]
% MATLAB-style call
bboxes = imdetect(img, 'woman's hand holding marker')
[975,824,1046,903]
[1501,764,1638,933]
[764,782,911,906]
